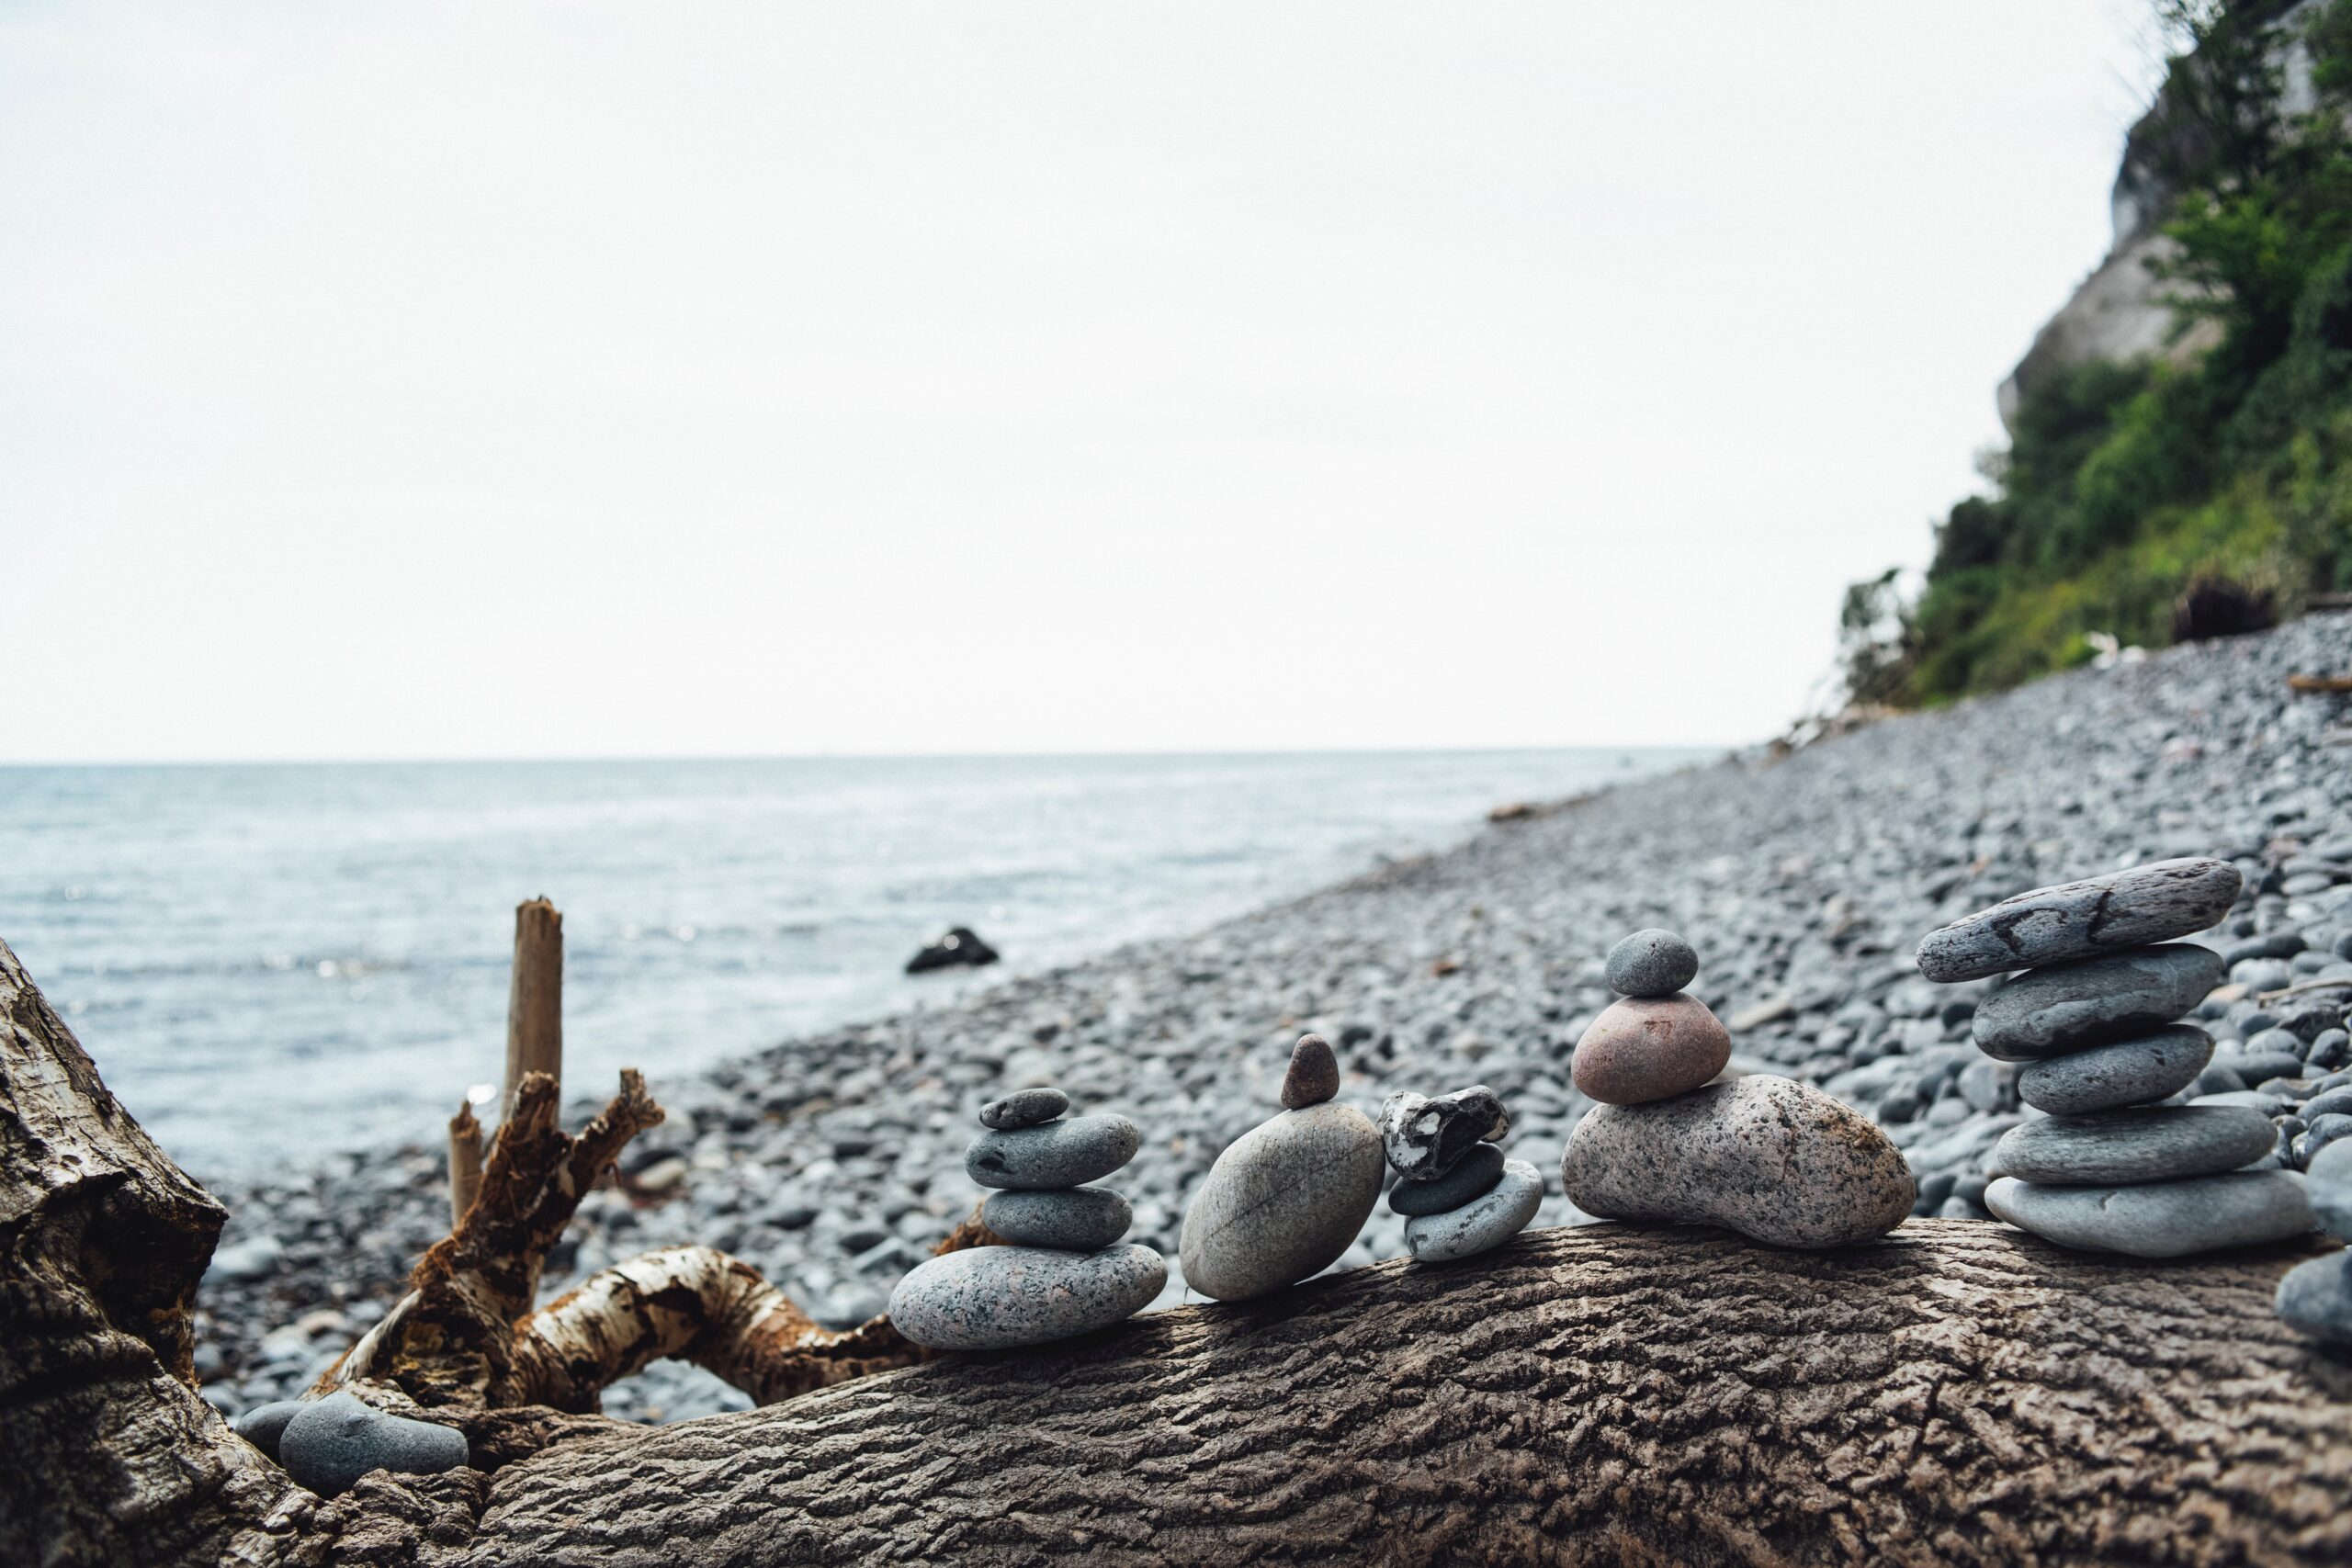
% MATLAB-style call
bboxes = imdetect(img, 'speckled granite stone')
[1971,944,2228,1061]
[2016,1024,2214,1114]
[1386,1142,1506,1217]
[888,1243,1165,1350]
[965,1113,1139,1190]
[1376,1086,1505,1181]
[1560,1074,1915,1248]
[1180,1101,1384,1301]
[1990,1104,2275,1184]
[1403,1157,1543,1262]
[1984,1170,2312,1258]
[980,1185,1132,1251]
[1916,858,2242,983]
[1571,994,1731,1106]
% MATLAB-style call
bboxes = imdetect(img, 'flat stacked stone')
[1562,928,1914,1247]
[1917,857,2316,1258]
[1381,1084,1539,1263]
[888,1087,1164,1349]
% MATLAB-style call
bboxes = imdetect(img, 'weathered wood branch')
[501,897,562,1115]
[446,1102,482,1228]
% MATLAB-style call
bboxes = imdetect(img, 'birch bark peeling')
[502,898,562,1115]
[447,1101,483,1228]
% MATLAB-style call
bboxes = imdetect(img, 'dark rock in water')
[982,1185,1132,1251]
[978,1087,1068,1131]
[277,1392,469,1496]
[1386,1142,1507,1216]
[1972,944,2228,1061]
[1605,929,1699,998]
[966,1113,1139,1190]
[1377,1086,1505,1181]
[1281,1032,1340,1109]
[231,1399,307,1461]
[906,926,1000,975]
[1915,858,2242,983]
[1989,1105,2276,1185]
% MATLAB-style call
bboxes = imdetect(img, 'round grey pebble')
[966,1113,1139,1190]
[1403,1158,1543,1262]
[2310,1139,2352,1241]
[1605,929,1699,998]
[978,1087,1069,1131]
[1972,944,2228,1061]
[887,1242,1165,1350]
[1984,1170,2313,1258]
[1989,1105,2276,1185]
[277,1392,469,1497]
[2015,1025,2213,1115]
[1914,858,2242,984]
[1387,1142,1507,1216]
[981,1185,1132,1251]
[2275,1250,2352,1344]
[230,1399,307,1461]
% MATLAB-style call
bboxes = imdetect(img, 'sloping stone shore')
[192,613,2352,1422]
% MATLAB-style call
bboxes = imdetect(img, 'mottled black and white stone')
[1984,1170,2313,1258]
[980,1185,1131,1251]
[965,1113,1140,1190]
[887,1243,1165,1350]
[1989,1104,2275,1185]
[978,1087,1069,1132]
[2015,1024,2214,1115]
[1605,929,1699,998]
[2275,1251,2352,1344]
[1386,1142,1507,1216]
[1915,857,2243,983]
[1377,1085,1505,1181]
[1403,1158,1544,1262]
[1972,944,2229,1061]
[230,1399,306,1461]
[277,1392,469,1497]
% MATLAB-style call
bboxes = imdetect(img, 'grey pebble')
[1378,1086,1505,1181]
[2310,1139,2352,1241]
[1404,1158,1544,1262]
[230,1399,306,1461]
[1387,1142,1506,1216]
[1606,929,1700,998]
[1915,858,2242,984]
[1984,1170,2313,1258]
[981,1185,1132,1251]
[1989,1105,2275,1185]
[277,1392,469,1497]
[2015,1025,2212,1115]
[1972,944,2228,1061]
[1179,1101,1384,1302]
[887,1243,1165,1350]
[965,1113,1139,1190]
[2275,1251,2352,1345]
[1281,1032,1340,1109]
[978,1087,1069,1131]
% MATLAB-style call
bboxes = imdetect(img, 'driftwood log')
[6,936,2351,1566]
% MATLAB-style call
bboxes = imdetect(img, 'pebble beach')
[193,611,2352,1423]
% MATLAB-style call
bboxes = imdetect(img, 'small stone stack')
[888,1087,1165,1349]
[1379,1084,1540,1263]
[1916,857,2316,1258]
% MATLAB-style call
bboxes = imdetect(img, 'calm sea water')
[0,750,1702,1179]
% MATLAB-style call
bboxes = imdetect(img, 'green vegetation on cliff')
[1847,0,2352,705]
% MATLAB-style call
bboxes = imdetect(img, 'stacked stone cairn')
[888,1087,1165,1349]
[1562,929,1916,1247]
[1178,1034,1385,1301]
[1916,857,2316,1258]
[1380,1083,1541,1263]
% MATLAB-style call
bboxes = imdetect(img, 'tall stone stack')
[1916,858,2316,1258]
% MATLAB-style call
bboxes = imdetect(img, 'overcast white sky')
[2,2,2169,761]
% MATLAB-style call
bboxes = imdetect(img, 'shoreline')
[192,614,2352,1423]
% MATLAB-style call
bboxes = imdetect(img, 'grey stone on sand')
[1378,1086,1506,1181]
[2310,1138,2352,1241]
[1559,1074,1915,1248]
[1971,943,2228,1061]
[2276,1251,2352,1345]
[1984,1170,2313,1258]
[2015,1024,2214,1115]
[277,1392,469,1497]
[231,1399,306,1461]
[981,1185,1132,1251]
[1281,1032,1339,1109]
[1386,1142,1506,1216]
[887,1243,1165,1350]
[1989,1104,2275,1185]
[1605,929,1699,998]
[965,1112,1139,1190]
[1180,1101,1384,1302]
[1404,1157,1544,1262]
[978,1087,1069,1131]
[1915,857,2243,983]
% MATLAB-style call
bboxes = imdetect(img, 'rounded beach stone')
[2275,1250,2352,1344]
[1281,1032,1339,1110]
[978,1087,1069,1132]
[1570,994,1731,1106]
[1605,929,1699,998]
[277,1392,469,1497]
[231,1399,306,1461]
[1984,1170,2313,1258]
[887,1243,1165,1350]
[1387,1142,1506,1216]
[966,1112,1139,1190]
[1377,1086,1506,1181]
[981,1185,1132,1251]
[2015,1024,2215,1115]
[1404,1157,1544,1262]
[1179,1101,1384,1302]
[1915,857,2243,983]
[2309,1138,2352,1241]
[1971,943,2228,1061]
[1988,1104,2276,1185]
[1558,1074,1915,1248]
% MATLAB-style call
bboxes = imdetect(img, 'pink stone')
[1571,994,1731,1106]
